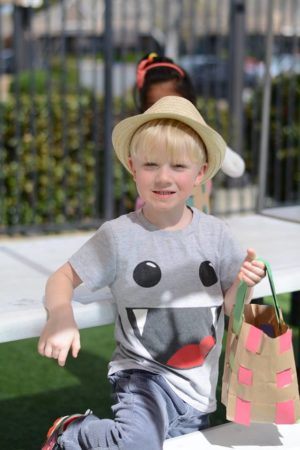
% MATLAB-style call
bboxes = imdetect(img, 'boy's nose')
[155,166,172,185]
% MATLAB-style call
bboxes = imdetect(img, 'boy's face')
[129,148,207,213]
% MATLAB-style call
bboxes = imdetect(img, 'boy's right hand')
[38,304,80,367]
[238,248,266,287]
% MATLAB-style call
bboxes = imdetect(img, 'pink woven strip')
[234,397,251,426]
[279,329,292,353]
[276,369,292,388]
[275,400,295,424]
[238,366,253,386]
[245,325,263,353]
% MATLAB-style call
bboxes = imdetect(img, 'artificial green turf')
[0,324,115,450]
[0,294,297,449]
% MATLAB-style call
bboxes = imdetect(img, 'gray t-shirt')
[69,208,244,413]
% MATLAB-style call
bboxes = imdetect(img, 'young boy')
[133,52,245,212]
[38,96,265,450]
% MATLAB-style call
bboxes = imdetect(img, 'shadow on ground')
[0,349,113,450]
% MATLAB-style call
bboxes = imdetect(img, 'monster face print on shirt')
[127,259,221,370]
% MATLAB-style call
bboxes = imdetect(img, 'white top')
[221,146,245,178]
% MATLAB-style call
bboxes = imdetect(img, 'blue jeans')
[60,369,210,450]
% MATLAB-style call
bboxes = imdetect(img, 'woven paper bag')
[221,260,300,425]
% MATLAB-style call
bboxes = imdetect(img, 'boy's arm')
[224,248,266,316]
[38,262,82,367]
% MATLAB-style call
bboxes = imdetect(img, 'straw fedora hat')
[112,96,226,183]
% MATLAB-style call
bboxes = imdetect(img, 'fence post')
[257,0,274,212]
[103,0,114,219]
[228,0,246,156]
[13,6,32,72]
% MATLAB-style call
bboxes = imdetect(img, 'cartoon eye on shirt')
[133,260,217,288]
[133,261,161,287]
[127,260,220,370]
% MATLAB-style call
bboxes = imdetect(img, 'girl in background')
[133,53,245,212]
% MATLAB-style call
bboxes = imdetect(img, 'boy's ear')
[128,157,136,179]
[194,163,208,186]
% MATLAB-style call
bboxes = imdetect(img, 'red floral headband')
[136,54,185,89]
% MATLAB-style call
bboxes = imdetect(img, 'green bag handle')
[232,258,282,335]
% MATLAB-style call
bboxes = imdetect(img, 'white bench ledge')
[0,283,116,343]
[0,298,116,343]
[1,214,300,343]
[164,422,300,449]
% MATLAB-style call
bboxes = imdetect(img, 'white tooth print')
[132,309,148,336]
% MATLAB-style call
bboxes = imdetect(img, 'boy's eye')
[173,164,187,169]
[144,162,158,167]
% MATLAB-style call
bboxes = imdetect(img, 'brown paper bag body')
[222,304,300,424]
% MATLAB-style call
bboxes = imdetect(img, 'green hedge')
[0,94,101,228]
[0,92,231,230]
[0,90,141,230]
[3,72,298,231]
[245,74,300,203]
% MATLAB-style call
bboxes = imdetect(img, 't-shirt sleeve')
[69,222,117,292]
[219,223,245,293]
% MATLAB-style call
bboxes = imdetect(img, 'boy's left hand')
[238,248,266,287]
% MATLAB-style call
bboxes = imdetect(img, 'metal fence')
[0,0,299,234]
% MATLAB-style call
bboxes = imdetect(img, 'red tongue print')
[167,335,215,369]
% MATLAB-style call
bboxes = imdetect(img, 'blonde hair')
[129,119,207,166]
